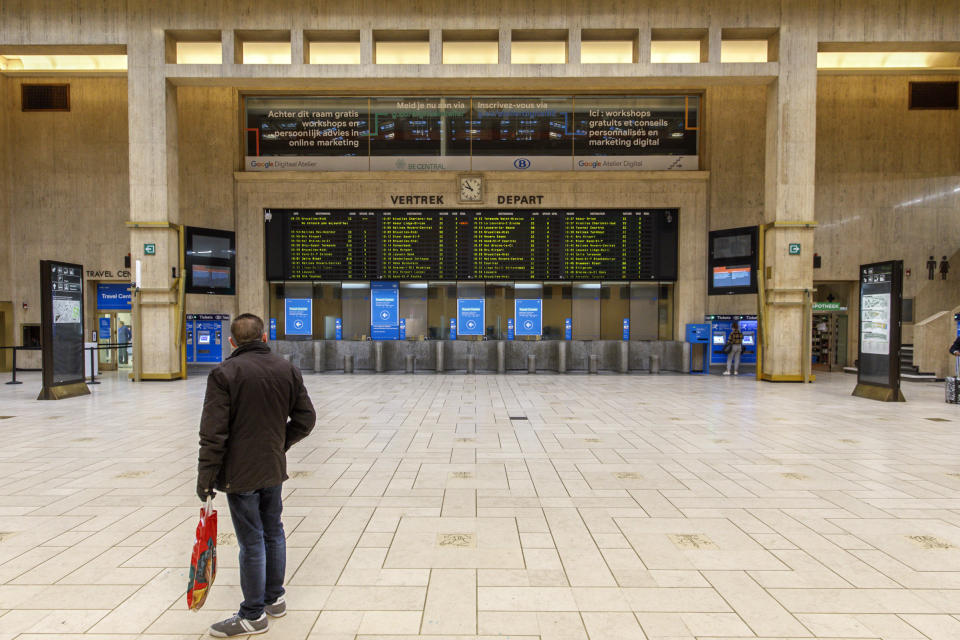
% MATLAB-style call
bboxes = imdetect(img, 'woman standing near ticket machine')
[723,322,743,376]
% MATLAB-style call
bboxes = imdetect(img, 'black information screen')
[266,208,677,281]
[857,261,903,390]
[41,261,85,386]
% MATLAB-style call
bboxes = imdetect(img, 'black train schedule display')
[265,208,677,281]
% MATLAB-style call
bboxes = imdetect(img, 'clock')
[458,174,483,203]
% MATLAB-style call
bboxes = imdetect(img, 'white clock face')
[460,177,482,201]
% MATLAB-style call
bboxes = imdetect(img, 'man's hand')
[196,482,216,502]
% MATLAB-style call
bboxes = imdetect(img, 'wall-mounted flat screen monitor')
[712,265,752,288]
[185,226,236,295]
[708,226,758,295]
[191,265,232,290]
[714,234,753,259]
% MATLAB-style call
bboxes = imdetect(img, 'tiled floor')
[1,369,960,639]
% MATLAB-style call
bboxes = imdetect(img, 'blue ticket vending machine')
[186,318,195,363]
[685,323,711,374]
[186,314,230,364]
[707,314,758,365]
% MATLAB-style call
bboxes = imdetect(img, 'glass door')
[97,312,116,371]
[116,312,133,370]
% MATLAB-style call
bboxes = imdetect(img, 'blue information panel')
[514,299,542,337]
[98,317,111,340]
[335,318,342,340]
[96,283,131,310]
[457,299,485,336]
[565,317,572,340]
[399,318,406,340]
[622,318,630,341]
[285,299,313,336]
[450,318,457,339]
[269,318,277,340]
[370,281,400,340]
[507,318,514,340]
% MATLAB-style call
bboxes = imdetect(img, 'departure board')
[284,211,377,280]
[472,212,533,280]
[265,208,677,281]
[380,211,440,279]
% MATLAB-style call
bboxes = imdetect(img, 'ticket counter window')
[312,283,342,339]
[428,283,457,339]
[452,282,485,340]
[341,283,371,340]
[400,283,428,340]
[542,284,571,340]
[514,283,542,341]
[484,283,515,340]
[269,283,341,339]
[600,283,630,340]
[572,283,601,340]
[630,283,659,340]
[658,284,674,340]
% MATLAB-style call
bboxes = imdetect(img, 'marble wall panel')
[1,77,130,367]
[815,75,960,312]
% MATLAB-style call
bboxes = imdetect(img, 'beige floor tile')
[3,371,960,640]
[581,611,648,639]
[421,568,477,634]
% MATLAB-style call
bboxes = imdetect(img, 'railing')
[0,345,41,385]
[84,343,132,385]
[0,343,131,386]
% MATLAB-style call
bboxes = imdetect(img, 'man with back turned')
[196,313,316,637]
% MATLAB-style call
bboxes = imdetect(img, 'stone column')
[127,31,182,379]
[760,2,817,380]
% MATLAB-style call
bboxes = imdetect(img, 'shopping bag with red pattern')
[186,497,217,610]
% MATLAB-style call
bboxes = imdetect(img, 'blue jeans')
[227,485,286,620]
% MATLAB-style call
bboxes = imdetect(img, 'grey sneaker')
[209,613,268,637]
[265,595,287,618]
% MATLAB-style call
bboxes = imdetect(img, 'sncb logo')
[513,158,531,169]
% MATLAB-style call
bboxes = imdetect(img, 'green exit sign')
[144,243,156,255]
[788,243,801,255]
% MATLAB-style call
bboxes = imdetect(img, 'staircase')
[900,344,938,382]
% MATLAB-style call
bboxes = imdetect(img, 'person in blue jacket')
[117,320,132,365]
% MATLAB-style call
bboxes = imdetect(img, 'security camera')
[264,211,273,222]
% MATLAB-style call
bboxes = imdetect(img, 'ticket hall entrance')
[95,283,133,372]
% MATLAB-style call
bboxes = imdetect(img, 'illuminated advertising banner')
[245,95,699,171]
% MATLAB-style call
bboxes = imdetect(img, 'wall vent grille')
[21,84,70,111]
[909,81,959,110]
